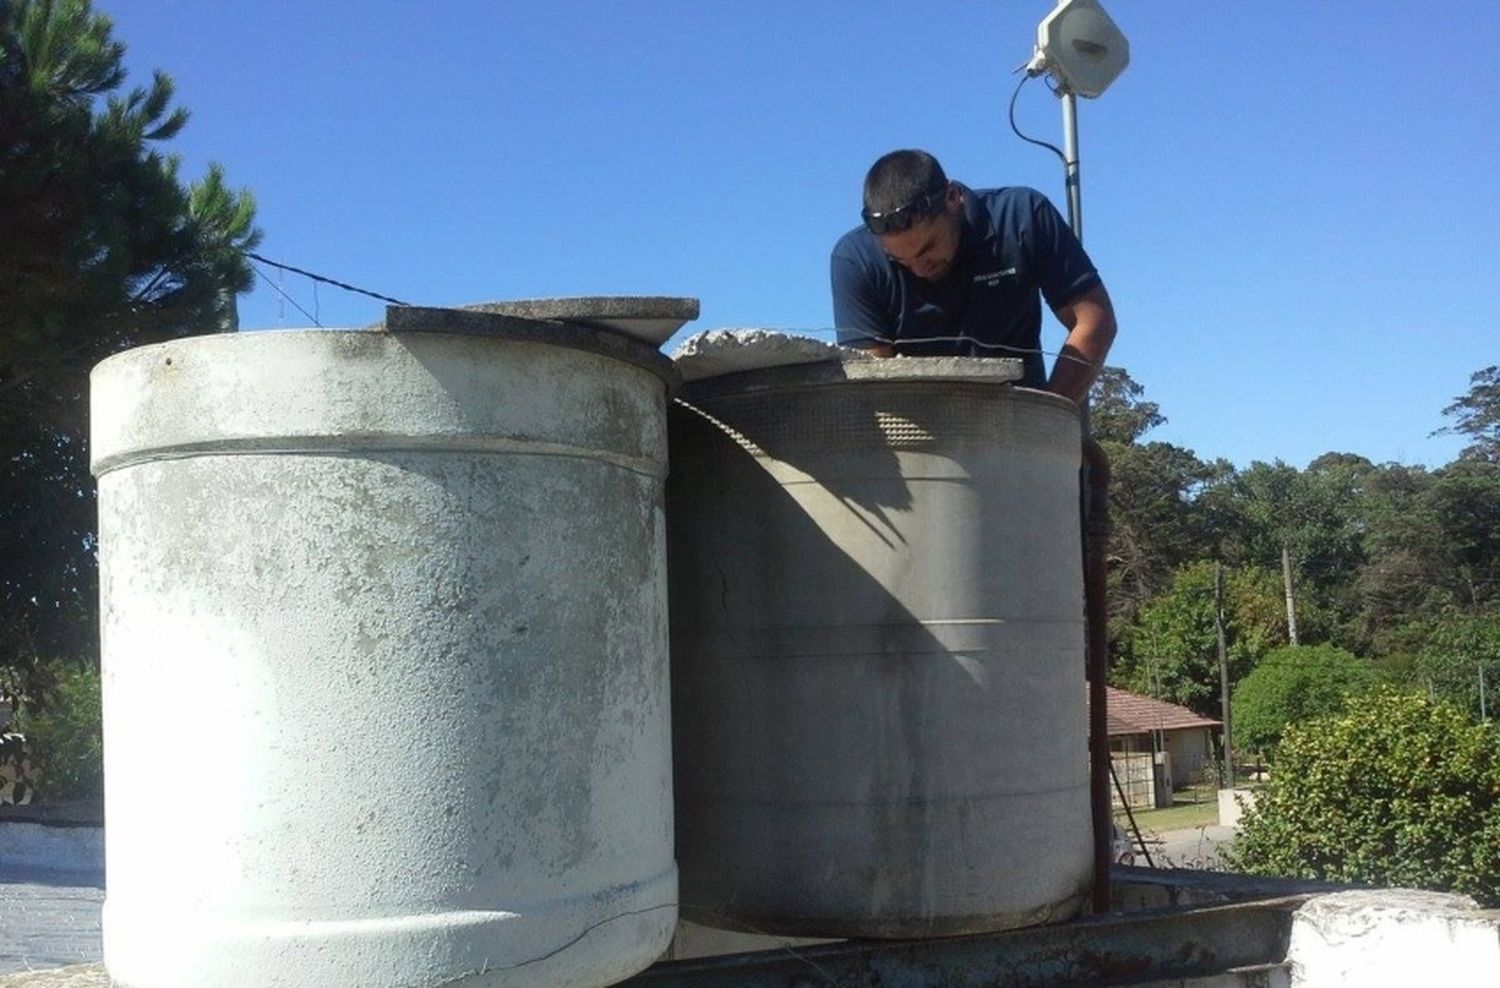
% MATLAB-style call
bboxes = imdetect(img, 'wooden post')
[1281,543,1299,646]
[1216,563,1233,788]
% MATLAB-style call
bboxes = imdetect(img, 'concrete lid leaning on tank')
[383,305,680,391]
[455,296,699,347]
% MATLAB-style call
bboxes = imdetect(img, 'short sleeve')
[830,245,893,349]
[1028,192,1101,310]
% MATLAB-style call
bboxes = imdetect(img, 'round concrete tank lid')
[679,354,1030,402]
[383,305,679,389]
[671,328,868,383]
[456,296,699,346]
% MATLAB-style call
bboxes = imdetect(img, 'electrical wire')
[246,252,412,308]
[251,262,321,328]
[1007,72,1068,170]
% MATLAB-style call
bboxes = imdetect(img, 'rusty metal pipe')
[1082,438,1112,913]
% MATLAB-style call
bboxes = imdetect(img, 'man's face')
[877,186,965,282]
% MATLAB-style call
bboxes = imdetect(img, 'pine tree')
[0,0,261,702]
[1437,365,1500,463]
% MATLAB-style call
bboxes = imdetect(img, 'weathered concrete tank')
[91,314,678,987]
[667,357,1090,938]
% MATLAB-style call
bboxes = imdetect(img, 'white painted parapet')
[1217,787,1257,828]
[1288,889,1500,986]
[0,822,104,873]
[91,323,679,987]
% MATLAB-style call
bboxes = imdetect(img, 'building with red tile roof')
[1090,686,1222,808]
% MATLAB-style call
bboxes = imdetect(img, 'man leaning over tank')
[830,149,1116,402]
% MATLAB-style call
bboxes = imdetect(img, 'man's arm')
[831,249,895,356]
[1047,283,1117,403]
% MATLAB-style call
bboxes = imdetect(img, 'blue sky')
[106,1,1498,469]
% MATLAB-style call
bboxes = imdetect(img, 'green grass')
[1116,786,1221,834]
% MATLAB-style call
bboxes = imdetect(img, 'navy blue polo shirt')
[830,184,1100,388]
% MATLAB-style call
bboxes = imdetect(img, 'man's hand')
[1048,284,1117,404]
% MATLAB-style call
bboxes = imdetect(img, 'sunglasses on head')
[861,185,949,235]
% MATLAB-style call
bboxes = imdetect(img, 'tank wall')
[93,330,676,988]
[669,381,1090,938]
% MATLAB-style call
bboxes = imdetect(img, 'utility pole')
[1281,543,1300,646]
[1216,563,1233,788]
[1481,664,1488,722]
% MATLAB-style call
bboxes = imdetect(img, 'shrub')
[1225,688,1500,905]
[13,663,103,803]
[1231,644,1372,756]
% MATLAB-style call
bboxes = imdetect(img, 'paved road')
[0,866,103,977]
[1138,825,1237,870]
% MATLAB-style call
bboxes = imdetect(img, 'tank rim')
[680,357,1074,417]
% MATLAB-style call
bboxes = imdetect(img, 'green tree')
[1412,612,1500,720]
[1357,462,1443,648]
[1359,461,1500,623]
[1205,457,1372,650]
[1226,689,1500,906]
[1435,365,1500,463]
[1299,453,1381,642]
[1105,441,1228,629]
[1423,461,1500,611]
[12,660,101,801]
[1090,365,1165,445]
[0,0,260,698]
[1114,561,1286,715]
[1231,644,1373,755]
[1087,366,1233,634]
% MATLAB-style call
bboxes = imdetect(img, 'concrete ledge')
[1112,864,1355,912]
[0,965,105,987]
[1287,889,1500,985]
[0,823,103,873]
[0,803,103,827]
[625,895,1303,987]
[8,881,1498,987]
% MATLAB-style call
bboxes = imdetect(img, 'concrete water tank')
[90,314,679,987]
[667,357,1091,938]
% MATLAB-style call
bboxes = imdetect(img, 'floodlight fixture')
[1018,0,1130,242]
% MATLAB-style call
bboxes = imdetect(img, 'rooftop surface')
[1096,686,1222,736]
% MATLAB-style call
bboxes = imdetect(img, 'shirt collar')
[957,183,992,249]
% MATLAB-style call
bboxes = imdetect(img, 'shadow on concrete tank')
[666,358,1091,940]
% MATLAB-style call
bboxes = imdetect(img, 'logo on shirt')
[972,267,1017,288]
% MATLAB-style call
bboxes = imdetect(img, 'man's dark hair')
[863,150,949,214]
